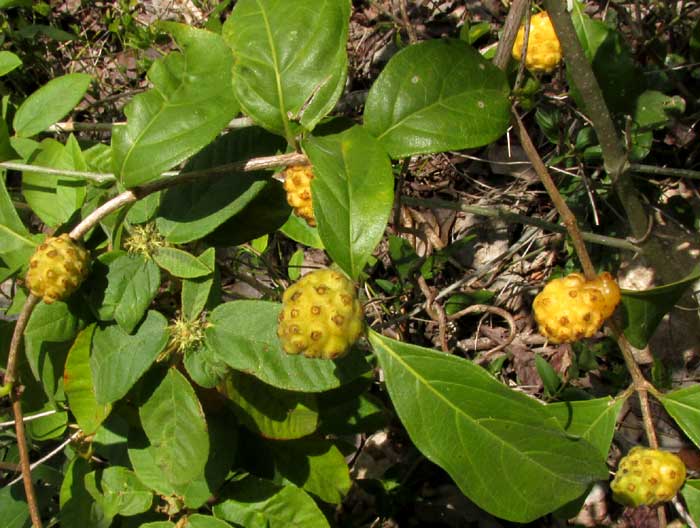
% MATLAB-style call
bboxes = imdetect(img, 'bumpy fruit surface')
[277,269,364,359]
[283,164,316,227]
[512,12,562,73]
[26,234,90,304]
[611,447,686,507]
[532,272,621,343]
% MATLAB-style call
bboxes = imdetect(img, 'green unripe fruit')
[25,234,90,304]
[277,269,364,360]
[611,447,686,507]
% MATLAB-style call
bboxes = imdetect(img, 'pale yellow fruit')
[26,234,90,304]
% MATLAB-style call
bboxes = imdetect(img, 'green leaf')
[534,354,561,397]
[152,247,212,278]
[25,401,67,441]
[547,397,626,458]
[91,310,168,404]
[184,343,229,389]
[64,325,111,434]
[181,247,216,320]
[140,369,209,485]
[682,480,700,522]
[303,126,393,279]
[0,482,31,528]
[156,128,285,243]
[364,39,510,158]
[85,466,153,519]
[21,137,88,227]
[0,51,21,76]
[91,253,161,334]
[206,300,370,392]
[621,266,700,348]
[214,476,329,528]
[13,73,92,137]
[112,23,239,187]
[223,0,349,137]
[0,173,39,276]
[269,439,350,504]
[142,523,175,528]
[368,330,608,523]
[660,385,700,449]
[60,457,110,528]
[280,213,324,249]
[222,371,318,440]
[633,90,684,130]
[186,515,232,528]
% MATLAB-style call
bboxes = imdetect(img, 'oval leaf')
[205,300,370,392]
[153,247,213,278]
[223,0,349,136]
[186,514,232,528]
[364,39,510,158]
[660,385,700,449]
[368,330,607,523]
[139,369,209,485]
[303,126,393,279]
[91,310,168,405]
[14,73,92,137]
[0,51,21,77]
[112,23,239,187]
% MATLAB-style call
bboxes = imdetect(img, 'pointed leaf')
[91,310,168,404]
[682,480,700,522]
[205,300,370,392]
[303,126,393,279]
[368,330,608,522]
[85,467,153,518]
[214,476,329,528]
[223,0,349,136]
[112,23,239,187]
[660,385,700,449]
[13,73,92,137]
[64,325,112,434]
[152,247,212,278]
[181,247,216,321]
[0,51,21,77]
[364,39,510,158]
[139,369,209,485]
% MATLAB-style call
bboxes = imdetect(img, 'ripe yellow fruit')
[512,12,562,73]
[277,269,364,360]
[283,164,316,227]
[26,234,90,304]
[532,272,621,344]
[611,447,686,507]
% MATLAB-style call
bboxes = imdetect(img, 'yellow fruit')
[512,12,562,73]
[283,164,316,227]
[26,234,90,304]
[277,269,364,359]
[532,272,621,344]
[611,447,686,507]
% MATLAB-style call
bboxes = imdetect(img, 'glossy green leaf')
[13,73,92,137]
[547,397,626,458]
[214,476,329,528]
[91,310,168,404]
[139,369,209,485]
[223,0,349,137]
[21,137,87,227]
[60,457,110,528]
[156,128,285,243]
[64,325,111,434]
[206,300,370,392]
[660,385,700,448]
[85,466,153,519]
[621,266,700,348]
[682,480,700,522]
[222,371,318,440]
[364,39,510,158]
[186,515,232,528]
[91,253,161,334]
[303,126,393,279]
[368,330,608,522]
[112,23,238,187]
[280,213,324,249]
[153,247,212,278]
[181,247,216,321]
[0,51,21,76]
[0,174,39,276]
[269,439,350,504]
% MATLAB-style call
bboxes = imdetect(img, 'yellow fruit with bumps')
[532,272,620,344]
[611,447,686,507]
[26,234,90,304]
[283,164,316,227]
[277,269,364,360]
[512,12,562,73]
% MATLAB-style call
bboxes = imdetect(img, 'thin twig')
[12,397,42,527]
[7,431,81,488]
[448,305,517,357]
[0,409,58,429]
[0,161,115,184]
[493,0,530,70]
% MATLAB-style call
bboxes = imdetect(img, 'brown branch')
[493,0,530,70]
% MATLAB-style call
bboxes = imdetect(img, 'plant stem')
[401,196,639,252]
[0,162,115,184]
[493,0,530,70]
[630,163,700,180]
